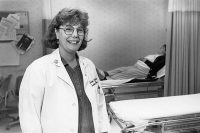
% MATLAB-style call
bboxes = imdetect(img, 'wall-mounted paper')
[0,15,18,40]
[15,33,34,54]
[0,11,29,35]
[0,42,19,66]
[0,23,7,38]
[7,14,20,29]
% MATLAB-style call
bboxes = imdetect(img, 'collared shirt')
[61,55,95,133]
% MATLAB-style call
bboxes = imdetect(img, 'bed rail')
[104,80,164,103]
[107,104,200,133]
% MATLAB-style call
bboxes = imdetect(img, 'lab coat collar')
[51,49,88,88]
[51,49,86,67]
[51,49,74,88]
[60,53,79,66]
[51,49,63,67]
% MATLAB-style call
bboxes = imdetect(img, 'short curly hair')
[43,8,89,51]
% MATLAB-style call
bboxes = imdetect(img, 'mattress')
[109,93,200,132]
[109,93,200,121]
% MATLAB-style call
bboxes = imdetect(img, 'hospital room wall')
[46,0,169,70]
[0,0,169,90]
[0,0,43,91]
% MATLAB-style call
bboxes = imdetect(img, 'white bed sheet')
[109,93,200,122]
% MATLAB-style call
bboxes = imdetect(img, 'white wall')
[47,0,168,70]
[0,0,168,90]
[0,0,43,90]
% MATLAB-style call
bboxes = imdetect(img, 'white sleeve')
[97,85,110,133]
[19,64,45,133]
[95,68,110,132]
[87,58,110,132]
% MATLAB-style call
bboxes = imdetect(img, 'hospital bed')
[102,78,164,102]
[107,93,200,133]
[100,62,165,101]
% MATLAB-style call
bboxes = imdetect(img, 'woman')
[19,8,110,133]
[97,44,166,80]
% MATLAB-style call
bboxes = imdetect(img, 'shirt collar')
[60,53,79,66]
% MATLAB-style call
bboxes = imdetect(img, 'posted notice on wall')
[0,42,20,66]
[0,13,20,41]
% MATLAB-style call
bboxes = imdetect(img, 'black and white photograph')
[0,0,200,133]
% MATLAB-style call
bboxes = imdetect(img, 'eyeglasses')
[58,25,84,36]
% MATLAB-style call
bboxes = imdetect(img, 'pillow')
[144,54,160,62]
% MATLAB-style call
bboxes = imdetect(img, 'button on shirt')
[61,57,95,133]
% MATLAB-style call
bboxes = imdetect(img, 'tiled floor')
[0,119,21,133]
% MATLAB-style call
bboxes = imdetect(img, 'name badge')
[89,78,98,86]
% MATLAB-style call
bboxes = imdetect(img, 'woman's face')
[56,23,85,54]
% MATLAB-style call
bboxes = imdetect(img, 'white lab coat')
[19,49,110,133]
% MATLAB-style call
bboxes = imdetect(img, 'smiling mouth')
[67,40,80,44]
